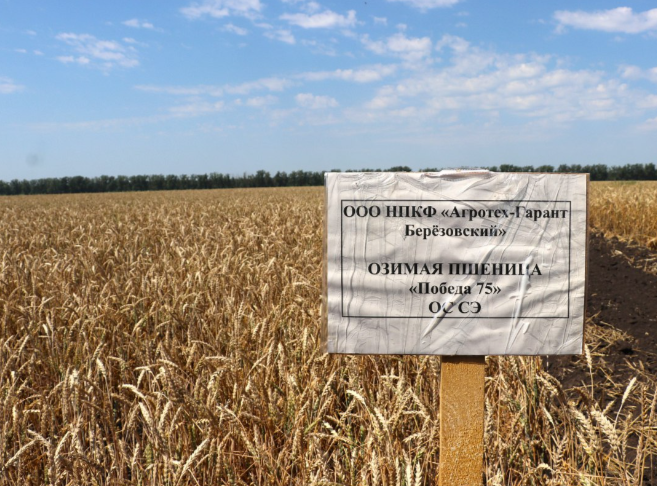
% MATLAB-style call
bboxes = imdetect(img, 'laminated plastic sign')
[323,171,588,355]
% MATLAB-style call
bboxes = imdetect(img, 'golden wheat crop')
[0,186,655,485]
[590,181,657,249]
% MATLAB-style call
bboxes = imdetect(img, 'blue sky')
[2,1,657,180]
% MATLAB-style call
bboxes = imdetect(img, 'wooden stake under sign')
[439,356,486,486]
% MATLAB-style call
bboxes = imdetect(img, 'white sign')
[324,171,588,355]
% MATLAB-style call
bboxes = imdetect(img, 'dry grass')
[0,186,655,485]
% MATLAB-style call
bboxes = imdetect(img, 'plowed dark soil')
[545,232,657,485]
[547,232,657,385]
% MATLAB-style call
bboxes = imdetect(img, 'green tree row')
[1,163,655,196]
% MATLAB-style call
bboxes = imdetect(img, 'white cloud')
[389,106,418,118]
[300,64,397,83]
[135,64,394,108]
[280,9,357,29]
[554,7,657,34]
[245,95,278,107]
[55,33,139,69]
[387,0,461,11]
[31,115,172,132]
[264,29,296,44]
[122,18,155,29]
[135,85,224,96]
[30,103,224,131]
[361,43,634,124]
[181,0,262,20]
[300,1,322,14]
[15,48,27,54]
[222,23,248,35]
[620,65,657,83]
[33,50,44,56]
[131,33,653,130]
[135,77,294,98]
[435,34,469,54]
[295,93,339,109]
[637,94,657,109]
[620,65,643,79]
[300,39,337,56]
[362,33,433,63]
[373,16,388,26]
[226,77,295,94]
[56,55,91,65]
[638,116,657,130]
[365,92,398,109]
[169,100,224,116]
[0,76,24,94]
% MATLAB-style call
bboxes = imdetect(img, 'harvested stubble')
[0,187,655,485]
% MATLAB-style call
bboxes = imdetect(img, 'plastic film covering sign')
[323,171,588,355]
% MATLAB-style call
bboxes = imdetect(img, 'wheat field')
[0,186,655,485]
[590,181,657,249]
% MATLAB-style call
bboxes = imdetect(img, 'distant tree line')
[1,163,656,196]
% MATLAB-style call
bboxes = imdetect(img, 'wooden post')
[439,356,486,486]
